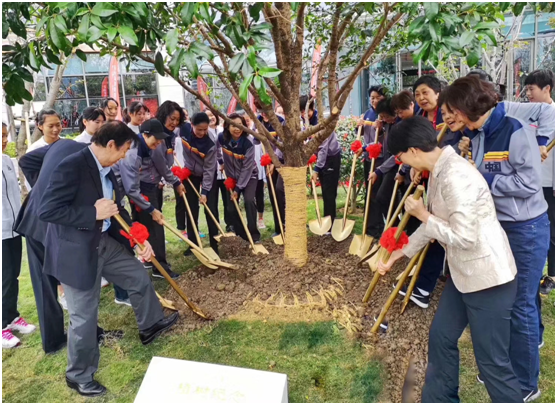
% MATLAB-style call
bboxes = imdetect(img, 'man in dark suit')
[16,139,87,354]
[38,121,178,397]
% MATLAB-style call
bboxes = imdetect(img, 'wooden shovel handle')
[181,193,203,247]
[547,139,555,153]
[266,167,285,240]
[386,183,415,229]
[341,126,363,224]
[185,178,227,236]
[361,126,380,237]
[231,195,257,250]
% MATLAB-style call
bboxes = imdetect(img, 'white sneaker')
[7,317,36,334]
[101,277,110,288]
[2,329,20,348]
[257,218,266,229]
[58,294,68,311]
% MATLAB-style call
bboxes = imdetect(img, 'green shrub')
[4,142,17,158]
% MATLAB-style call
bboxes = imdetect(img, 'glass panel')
[46,54,83,76]
[33,75,47,101]
[512,40,532,101]
[86,75,109,97]
[84,54,111,74]
[122,73,158,97]
[54,100,88,134]
[120,55,155,72]
[47,76,87,99]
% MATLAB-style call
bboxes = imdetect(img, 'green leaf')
[183,50,199,78]
[241,60,254,77]
[239,74,253,102]
[512,2,527,16]
[483,31,497,46]
[36,16,49,32]
[87,26,104,43]
[91,3,118,17]
[474,21,499,31]
[499,2,510,13]
[54,15,68,32]
[75,49,87,62]
[49,19,65,49]
[247,46,257,68]
[21,88,33,102]
[18,68,34,83]
[459,31,475,48]
[424,2,439,19]
[155,51,166,76]
[77,14,90,41]
[28,44,40,70]
[258,66,282,78]
[198,2,211,22]
[413,40,431,64]
[118,26,138,45]
[255,77,272,105]
[1,14,7,39]
[166,28,179,54]
[409,16,426,33]
[190,41,213,60]
[249,3,264,20]
[45,48,61,65]
[181,3,198,26]
[168,48,186,78]
[466,51,480,67]
[107,26,118,43]
[76,7,89,16]
[133,2,148,18]
[251,22,272,32]
[253,74,264,90]
[228,53,246,75]
[428,22,438,41]
[91,15,106,29]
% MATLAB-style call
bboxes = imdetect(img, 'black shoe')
[395,284,430,309]
[523,388,541,402]
[152,268,180,279]
[183,249,193,257]
[139,312,179,345]
[540,276,555,295]
[476,374,484,384]
[373,315,388,332]
[226,225,234,233]
[66,377,106,397]
[97,329,125,346]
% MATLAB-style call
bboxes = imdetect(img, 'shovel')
[181,192,221,262]
[385,176,401,231]
[308,174,332,235]
[184,178,235,242]
[266,166,285,245]
[350,126,379,256]
[362,185,424,303]
[332,126,362,242]
[400,243,431,314]
[113,214,210,319]
[231,195,269,255]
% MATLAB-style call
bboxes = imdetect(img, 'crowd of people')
[1,68,554,401]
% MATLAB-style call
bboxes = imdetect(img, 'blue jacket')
[218,133,258,192]
[179,123,217,195]
[465,102,548,222]
[258,115,285,162]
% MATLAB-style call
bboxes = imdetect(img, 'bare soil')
[165,235,443,402]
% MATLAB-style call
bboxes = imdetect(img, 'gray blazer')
[402,147,517,293]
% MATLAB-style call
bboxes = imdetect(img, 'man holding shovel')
[38,122,178,397]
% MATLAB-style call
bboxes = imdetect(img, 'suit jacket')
[38,147,132,290]
[402,146,517,293]
[15,139,87,244]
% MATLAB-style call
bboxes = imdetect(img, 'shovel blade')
[366,252,380,273]
[208,260,238,270]
[357,235,375,258]
[308,216,332,236]
[358,242,380,264]
[331,218,356,242]
[204,247,221,262]
[191,249,219,269]
[349,234,364,255]
[272,234,284,245]
[252,243,269,255]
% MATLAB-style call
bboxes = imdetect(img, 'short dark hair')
[192,112,210,126]
[412,75,442,94]
[121,108,131,124]
[467,68,493,82]
[369,85,386,97]
[101,97,119,108]
[439,76,498,122]
[299,95,314,112]
[79,107,106,132]
[375,98,395,117]
[36,109,61,128]
[387,116,438,156]
[91,121,137,148]
[223,113,247,142]
[2,122,7,128]
[525,69,555,92]
[391,90,414,111]
[156,100,185,127]
[128,101,146,115]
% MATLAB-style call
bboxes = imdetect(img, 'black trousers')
[186,174,219,252]
[174,182,187,231]
[422,277,522,403]
[25,236,66,353]
[365,168,397,238]
[137,182,171,271]
[256,179,265,214]
[216,179,234,229]
[227,178,260,242]
[318,153,341,223]
[543,187,555,278]
[267,170,286,234]
[2,236,22,330]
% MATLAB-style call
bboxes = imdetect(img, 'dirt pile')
[165,235,442,402]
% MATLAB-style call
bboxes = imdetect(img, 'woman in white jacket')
[378,117,522,403]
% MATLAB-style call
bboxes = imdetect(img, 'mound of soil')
[165,235,442,402]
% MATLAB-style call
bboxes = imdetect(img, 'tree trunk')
[15,82,34,198]
[32,57,66,142]
[5,104,17,141]
[349,182,357,214]
[279,166,308,267]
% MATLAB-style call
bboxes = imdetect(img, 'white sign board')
[134,356,289,403]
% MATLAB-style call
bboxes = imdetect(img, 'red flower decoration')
[379,227,409,253]
[172,166,191,181]
[350,140,362,153]
[120,222,150,248]
[130,194,150,212]
[224,177,237,190]
[366,143,383,159]
[307,154,317,165]
[260,153,273,167]
[394,156,403,165]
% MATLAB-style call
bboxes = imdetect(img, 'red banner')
[197,76,209,110]
[226,97,237,115]
[101,77,109,98]
[310,42,322,97]
[109,56,122,121]
[248,92,256,113]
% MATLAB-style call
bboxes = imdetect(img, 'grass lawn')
[2,187,554,402]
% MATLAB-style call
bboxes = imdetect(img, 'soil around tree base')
[166,235,443,403]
